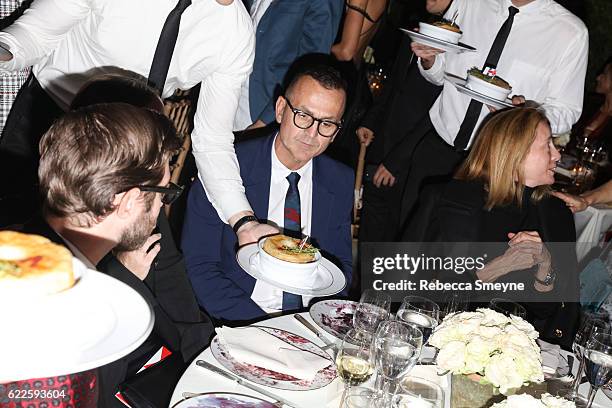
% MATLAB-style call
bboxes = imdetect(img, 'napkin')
[538,339,560,375]
[216,326,331,380]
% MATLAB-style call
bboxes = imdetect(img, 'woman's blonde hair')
[455,107,551,210]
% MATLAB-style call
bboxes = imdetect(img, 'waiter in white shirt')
[375,0,588,230]
[0,0,277,245]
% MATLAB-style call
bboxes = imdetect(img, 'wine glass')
[336,329,375,407]
[488,298,527,319]
[342,387,379,408]
[396,296,440,343]
[393,376,445,408]
[583,333,612,408]
[373,320,423,406]
[439,290,470,321]
[565,316,609,402]
[353,289,391,333]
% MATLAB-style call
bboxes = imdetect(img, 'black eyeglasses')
[284,97,342,138]
[136,182,184,205]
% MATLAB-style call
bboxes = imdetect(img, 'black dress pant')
[0,74,64,226]
[397,119,467,238]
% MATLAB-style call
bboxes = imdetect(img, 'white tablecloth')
[575,205,612,261]
[170,313,611,408]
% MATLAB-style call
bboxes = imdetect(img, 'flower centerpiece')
[429,308,545,407]
[491,393,576,407]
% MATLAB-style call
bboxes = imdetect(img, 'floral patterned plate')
[309,299,357,339]
[210,326,336,391]
[171,392,277,408]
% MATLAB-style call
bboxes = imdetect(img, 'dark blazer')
[182,132,354,322]
[23,212,214,408]
[247,0,343,125]
[406,179,580,348]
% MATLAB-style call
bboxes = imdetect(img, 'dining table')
[170,311,612,408]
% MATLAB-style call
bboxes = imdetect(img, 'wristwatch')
[232,215,259,233]
[534,267,556,286]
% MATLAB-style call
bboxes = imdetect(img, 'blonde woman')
[416,108,578,346]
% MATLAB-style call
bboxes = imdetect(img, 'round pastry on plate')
[418,19,462,44]
[0,231,74,298]
[262,234,318,263]
[258,234,322,288]
[466,67,512,101]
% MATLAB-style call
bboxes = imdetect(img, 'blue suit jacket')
[248,0,344,124]
[182,134,354,322]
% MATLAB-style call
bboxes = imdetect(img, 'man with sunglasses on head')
[16,102,213,407]
[182,58,354,322]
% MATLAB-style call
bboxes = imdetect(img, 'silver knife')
[196,360,299,408]
[294,314,333,346]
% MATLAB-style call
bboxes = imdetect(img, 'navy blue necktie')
[282,172,303,311]
[454,6,519,150]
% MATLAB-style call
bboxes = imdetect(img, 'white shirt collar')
[270,134,313,182]
[56,233,97,270]
[503,0,548,15]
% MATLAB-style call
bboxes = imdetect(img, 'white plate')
[401,28,476,54]
[210,326,336,391]
[171,392,277,408]
[236,243,346,297]
[309,299,357,339]
[445,73,514,109]
[0,258,154,382]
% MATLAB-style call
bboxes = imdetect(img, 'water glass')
[583,333,612,408]
[488,298,527,319]
[393,376,444,407]
[353,289,391,333]
[396,296,440,343]
[373,320,423,405]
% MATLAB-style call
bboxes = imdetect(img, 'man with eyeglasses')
[13,103,214,407]
[183,59,354,321]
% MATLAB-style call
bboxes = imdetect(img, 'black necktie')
[147,0,192,94]
[282,172,303,311]
[454,6,519,150]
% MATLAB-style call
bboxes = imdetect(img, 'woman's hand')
[476,242,540,282]
[373,164,396,187]
[551,191,589,213]
[114,233,161,280]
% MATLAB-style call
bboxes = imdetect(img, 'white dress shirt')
[0,0,256,222]
[233,0,274,131]
[419,0,588,148]
[251,135,313,312]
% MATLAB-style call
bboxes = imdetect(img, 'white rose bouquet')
[490,393,575,408]
[429,308,544,394]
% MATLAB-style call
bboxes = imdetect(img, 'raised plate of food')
[400,19,476,54]
[0,231,154,382]
[236,234,346,297]
[445,68,514,109]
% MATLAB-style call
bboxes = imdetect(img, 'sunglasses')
[136,182,184,205]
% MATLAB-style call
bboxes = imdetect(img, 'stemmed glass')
[565,316,609,402]
[583,333,612,408]
[439,290,470,321]
[336,329,375,407]
[372,320,423,406]
[488,298,527,319]
[396,296,440,343]
[353,289,391,333]
[393,376,445,407]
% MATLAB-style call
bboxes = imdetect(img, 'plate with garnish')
[401,19,476,54]
[236,235,346,296]
[446,69,515,109]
